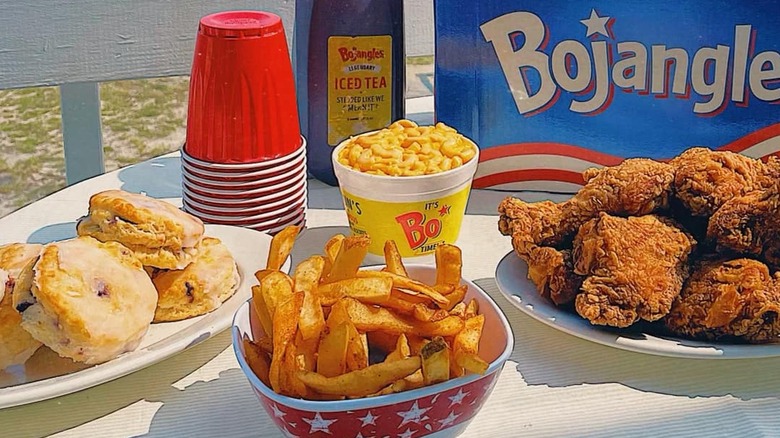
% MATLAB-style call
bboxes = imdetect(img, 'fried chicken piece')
[664,258,780,343]
[498,197,582,305]
[573,213,696,328]
[520,244,582,306]
[671,147,778,217]
[498,197,563,252]
[706,180,780,269]
[555,158,675,245]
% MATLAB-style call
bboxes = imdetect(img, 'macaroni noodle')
[337,120,477,176]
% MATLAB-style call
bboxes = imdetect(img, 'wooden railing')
[0,0,433,184]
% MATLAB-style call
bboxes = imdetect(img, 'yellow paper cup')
[332,132,479,258]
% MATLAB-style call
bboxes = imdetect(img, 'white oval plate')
[0,224,288,409]
[495,251,780,359]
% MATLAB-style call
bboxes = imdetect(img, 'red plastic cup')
[185,11,302,164]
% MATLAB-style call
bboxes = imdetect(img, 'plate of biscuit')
[0,190,289,408]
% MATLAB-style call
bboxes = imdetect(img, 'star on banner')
[580,9,610,38]
[397,401,431,427]
[303,412,337,434]
[448,389,469,406]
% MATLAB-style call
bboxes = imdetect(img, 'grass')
[0,57,433,218]
[0,77,189,216]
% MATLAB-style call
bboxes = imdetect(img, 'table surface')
[3,99,780,437]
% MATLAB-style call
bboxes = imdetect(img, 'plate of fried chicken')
[496,147,780,358]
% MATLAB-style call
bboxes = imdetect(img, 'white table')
[3,102,780,437]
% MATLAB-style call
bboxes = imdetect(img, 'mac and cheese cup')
[332,120,479,258]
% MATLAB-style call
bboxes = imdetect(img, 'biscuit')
[13,237,157,365]
[0,243,44,370]
[77,190,204,269]
[152,237,240,322]
[78,217,200,270]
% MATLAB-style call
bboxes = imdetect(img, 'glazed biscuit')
[77,190,204,269]
[13,237,157,365]
[0,243,44,370]
[152,237,240,322]
[78,216,200,270]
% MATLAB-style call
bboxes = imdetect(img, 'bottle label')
[327,35,393,146]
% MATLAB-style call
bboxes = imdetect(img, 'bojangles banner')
[434,1,780,192]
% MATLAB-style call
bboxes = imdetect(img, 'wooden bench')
[0,0,433,185]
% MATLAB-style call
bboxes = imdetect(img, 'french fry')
[260,271,294,319]
[345,324,369,371]
[450,357,465,378]
[293,256,326,293]
[421,337,450,385]
[435,244,462,287]
[385,334,411,362]
[253,334,274,355]
[412,303,449,322]
[465,298,479,319]
[254,269,274,284]
[267,225,300,271]
[282,340,309,398]
[299,291,326,341]
[328,299,369,371]
[342,298,465,337]
[377,288,431,315]
[453,314,488,374]
[297,356,422,397]
[324,234,345,266]
[392,370,425,392]
[317,322,350,377]
[372,335,414,396]
[455,352,489,375]
[251,285,273,336]
[406,335,429,356]
[242,335,271,388]
[442,285,468,311]
[356,271,450,307]
[316,277,393,306]
[295,331,318,372]
[383,240,408,276]
[449,302,467,318]
[327,298,351,324]
[323,235,370,283]
[269,291,304,393]
[391,287,431,304]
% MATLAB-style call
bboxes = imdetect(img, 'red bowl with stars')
[231,264,513,438]
[331,130,480,260]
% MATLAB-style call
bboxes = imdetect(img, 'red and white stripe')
[473,122,780,191]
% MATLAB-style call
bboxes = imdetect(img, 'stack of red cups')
[181,11,307,234]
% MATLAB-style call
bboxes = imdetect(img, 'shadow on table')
[26,221,78,244]
[118,156,183,199]
[474,277,780,403]
[0,331,231,438]
[138,368,282,438]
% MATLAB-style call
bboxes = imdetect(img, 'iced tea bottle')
[304,0,406,185]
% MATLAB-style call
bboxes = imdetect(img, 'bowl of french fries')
[232,226,513,437]
[331,119,479,259]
